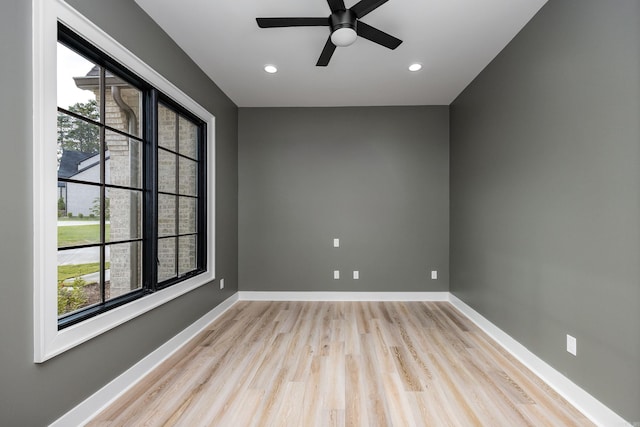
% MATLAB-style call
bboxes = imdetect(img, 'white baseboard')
[449,294,630,427]
[52,291,628,427]
[50,293,239,427]
[239,291,450,301]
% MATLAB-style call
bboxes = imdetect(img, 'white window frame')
[33,0,216,362]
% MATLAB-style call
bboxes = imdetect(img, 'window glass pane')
[179,157,197,196]
[179,197,197,234]
[57,42,99,120]
[105,76,142,137]
[178,116,197,159]
[158,237,177,282]
[107,241,142,299]
[158,104,176,151]
[178,235,197,275]
[105,130,142,188]
[158,149,177,193]
[58,114,101,184]
[58,247,101,316]
[106,188,142,242]
[57,183,101,246]
[158,194,176,237]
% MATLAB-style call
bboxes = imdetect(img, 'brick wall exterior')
[82,87,200,296]
[101,86,141,297]
[157,104,198,281]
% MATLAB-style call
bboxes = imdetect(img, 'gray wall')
[450,0,640,422]
[0,0,237,425]
[239,107,449,292]
[3,0,636,424]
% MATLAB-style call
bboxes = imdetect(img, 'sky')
[57,42,96,109]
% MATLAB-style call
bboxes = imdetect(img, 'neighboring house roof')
[75,66,125,90]
[85,65,100,77]
[58,150,110,187]
[58,150,95,179]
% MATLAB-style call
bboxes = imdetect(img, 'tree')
[58,196,66,217]
[58,99,100,154]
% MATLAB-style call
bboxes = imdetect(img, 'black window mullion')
[56,107,143,144]
[154,146,197,162]
[106,238,144,247]
[174,112,180,277]
[144,89,159,291]
[58,242,102,251]
[99,65,107,305]
[197,122,207,271]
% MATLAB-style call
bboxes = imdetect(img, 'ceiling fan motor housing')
[330,10,357,46]
[330,9,357,32]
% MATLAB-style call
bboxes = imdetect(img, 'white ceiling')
[134,0,547,107]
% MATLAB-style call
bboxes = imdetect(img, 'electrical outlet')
[333,270,340,280]
[219,278,224,290]
[431,270,438,280]
[353,270,359,279]
[333,238,340,248]
[566,334,577,356]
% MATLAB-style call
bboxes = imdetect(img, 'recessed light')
[408,63,422,72]
[264,65,278,74]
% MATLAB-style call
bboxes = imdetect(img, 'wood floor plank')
[272,381,305,427]
[380,372,418,426]
[88,301,594,426]
[221,388,264,427]
[302,355,324,427]
[325,341,346,411]
[359,333,394,427]
[345,354,369,426]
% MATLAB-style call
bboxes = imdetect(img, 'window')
[156,102,206,286]
[34,0,215,362]
[55,25,207,328]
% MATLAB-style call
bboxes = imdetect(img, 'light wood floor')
[88,301,594,426]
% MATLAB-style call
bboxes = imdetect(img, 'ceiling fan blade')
[256,17,329,28]
[356,21,402,49]
[327,0,346,13]
[350,0,389,18]
[316,37,336,66]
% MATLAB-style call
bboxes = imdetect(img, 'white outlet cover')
[431,270,438,280]
[333,238,340,248]
[333,270,340,280]
[219,278,224,290]
[567,334,577,356]
[353,270,359,279]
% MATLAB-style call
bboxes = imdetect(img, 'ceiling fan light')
[331,27,357,47]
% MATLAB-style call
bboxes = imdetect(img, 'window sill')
[38,271,214,362]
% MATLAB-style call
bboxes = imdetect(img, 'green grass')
[58,262,110,282]
[58,224,110,247]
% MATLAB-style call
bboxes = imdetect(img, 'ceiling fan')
[256,0,402,66]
